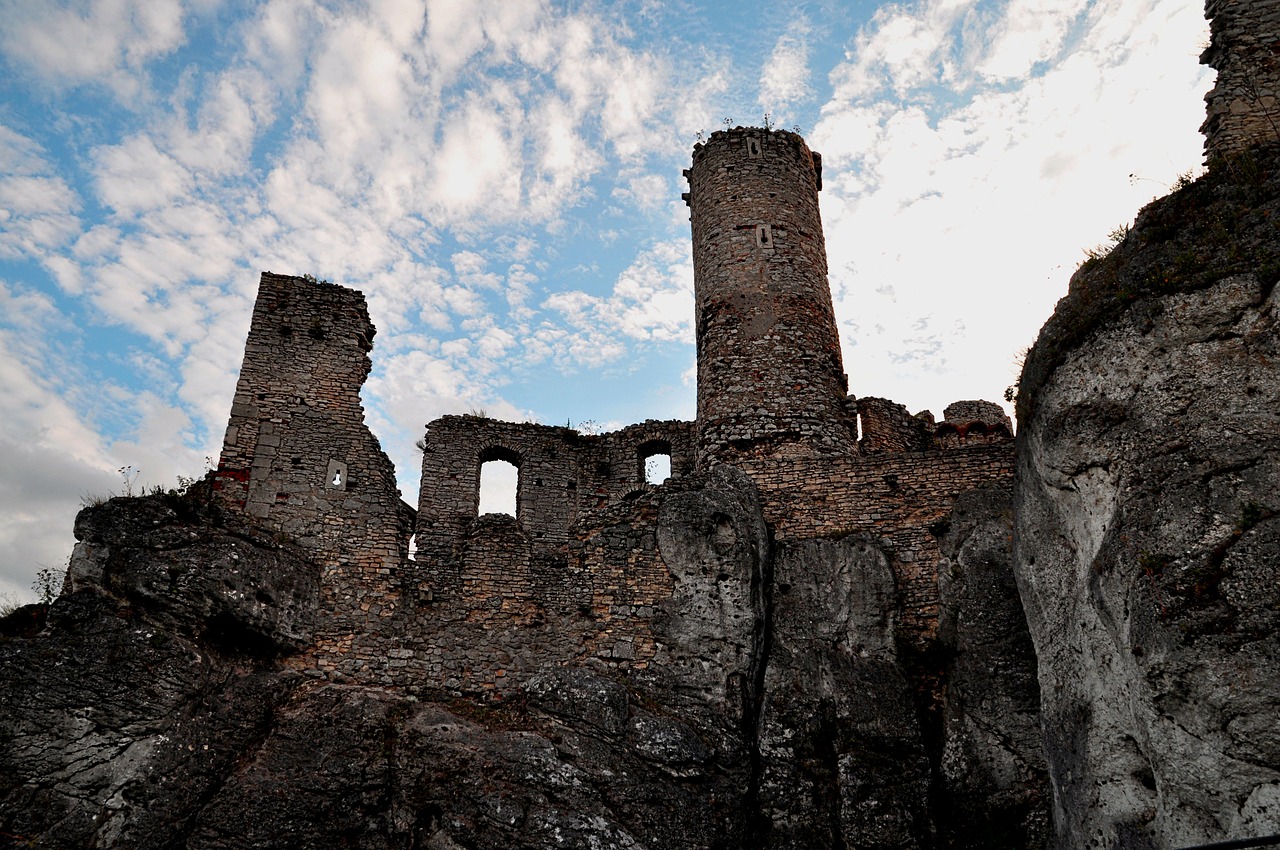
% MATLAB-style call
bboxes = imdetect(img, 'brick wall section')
[857,396,934,454]
[1202,0,1280,159]
[736,441,1016,650]
[686,127,858,465]
[212,272,411,668]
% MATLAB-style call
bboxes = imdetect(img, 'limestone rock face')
[936,489,1050,849]
[757,535,934,849]
[0,494,311,849]
[1016,242,1280,844]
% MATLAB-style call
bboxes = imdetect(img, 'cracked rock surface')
[1015,167,1280,847]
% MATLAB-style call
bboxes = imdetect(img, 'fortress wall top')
[686,127,858,464]
[1202,0,1280,159]
[857,396,935,454]
[942,400,1013,430]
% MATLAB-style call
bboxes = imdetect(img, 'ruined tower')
[685,127,857,465]
[1201,0,1280,160]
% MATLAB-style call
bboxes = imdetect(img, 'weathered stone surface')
[936,488,1050,849]
[69,492,320,652]
[653,464,770,741]
[1015,163,1280,847]
[0,495,310,849]
[757,535,934,849]
[1,465,1053,850]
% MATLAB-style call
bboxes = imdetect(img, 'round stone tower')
[685,127,857,466]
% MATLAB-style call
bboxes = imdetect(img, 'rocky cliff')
[1014,147,1280,848]
[0,470,1045,849]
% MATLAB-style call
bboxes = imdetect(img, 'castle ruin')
[212,127,1016,695]
[209,0,1280,694]
[10,1,1280,845]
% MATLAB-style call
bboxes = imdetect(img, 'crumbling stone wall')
[393,416,697,693]
[685,127,858,464]
[1202,0,1280,159]
[935,400,1014,449]
[738,441,1016,650]
[415,416,694,594]
[212,272,410,667]
[858,396,934,453]
[389,479,714,696]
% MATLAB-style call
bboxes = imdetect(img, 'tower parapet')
[685,127,857,466]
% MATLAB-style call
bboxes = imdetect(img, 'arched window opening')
[638,439,674,485]
[478,447,521,517]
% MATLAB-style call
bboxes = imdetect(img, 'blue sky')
[0,0,1212,602]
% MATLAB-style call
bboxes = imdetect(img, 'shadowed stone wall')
[212,272,411,670]
[1202,0,1280,159]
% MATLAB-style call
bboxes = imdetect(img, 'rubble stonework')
[211,273,411,659]
[686,127,858,464]
[1202,0,1280,159]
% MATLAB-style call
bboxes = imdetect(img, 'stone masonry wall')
[935,400,1015,449]
[387,485,679,696]
[415,415,694,596]
[1202,0,1280,159]
[392,416,696,693]
[738,441,1016,650]
[858,395,934,454]
[686,127,858,464]
[398,409,1013,692]
[212,272,410,669]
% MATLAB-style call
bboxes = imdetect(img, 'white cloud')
[93,135,194,216]
[977,0,1090,80]
[0,125,82,260]
[831,0,980,103]
[543,239,693,366]
[759,19,814,118]
[0,0,190,96]
[813,0,1212,416]
[242,0,323,91]
[0,282,125,600]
